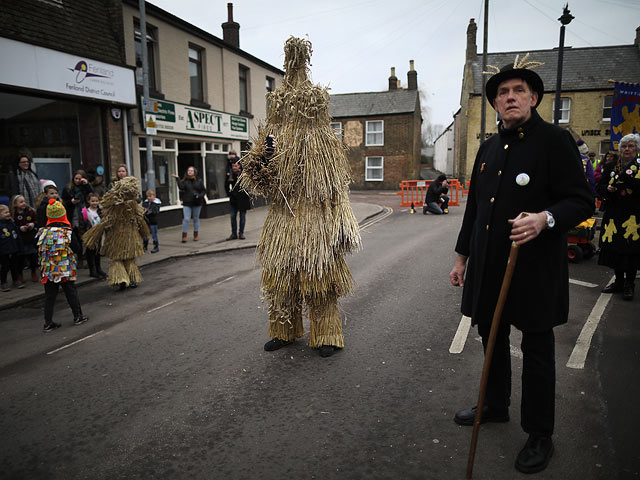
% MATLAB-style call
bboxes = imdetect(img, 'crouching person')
[423,175,450,214]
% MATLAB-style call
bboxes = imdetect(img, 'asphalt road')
[0,192,638,480]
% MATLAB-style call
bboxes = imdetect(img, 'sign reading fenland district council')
[146,98,249,140]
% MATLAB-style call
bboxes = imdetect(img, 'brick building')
[329,62,422,190]
[121,1,284,224]
[0,0,135,197]
[454,19,640,183]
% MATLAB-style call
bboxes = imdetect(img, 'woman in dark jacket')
[597,133,640,300]
[61,170,93,263]
[172,166,206,242]
[225,161,252,240]
[5,154,40,208]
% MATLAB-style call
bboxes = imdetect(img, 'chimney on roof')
[389,67,398,90]
[466,18,477,61]
[407,60,417,90]
[636,25,640,49]
[222,3,240,48]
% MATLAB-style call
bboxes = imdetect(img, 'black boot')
[623,283,635,301]
[86,251,99,278]
[95,255,107,279]
[602,280,624,293]
[151,242,159,254]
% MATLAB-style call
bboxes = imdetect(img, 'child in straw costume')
[240,36,361,357]
[83,176,149,290]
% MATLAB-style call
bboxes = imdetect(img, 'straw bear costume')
[83,176,149,287]
[240,37,361,348]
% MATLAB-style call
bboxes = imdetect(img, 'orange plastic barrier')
[397,179,461,207]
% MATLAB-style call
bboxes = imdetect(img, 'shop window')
[134,21,157,91]
[599,141,611,159]
[239,65,250,114]
[189,45,204,102]
[331,122,343,140]
[365,156,384,181]
[205,154,228,200]
[366,120,384,146]
[552,98,571,124]
[602,95,612,122]
[139,137,177,206]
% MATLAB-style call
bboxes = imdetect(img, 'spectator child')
[11,194,39,282]
[37,199,88,332]
[36,183,60,229]
[80,193,107,279]
[0,204,24,291]
[142,189,161,253]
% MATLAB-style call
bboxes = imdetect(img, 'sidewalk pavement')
[0,200,383,312]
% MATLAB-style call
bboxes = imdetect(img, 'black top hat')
[485,59,544,110]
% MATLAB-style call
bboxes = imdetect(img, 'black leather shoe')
[264,338,293,351]
[454,405,509,426]
[319,345,339,357]
[515,435,553,474]
[623,284,634,301]
[602,282,623,293]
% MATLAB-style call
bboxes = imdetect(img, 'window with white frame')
[239,65,250,113]
[330,122,343,140]
[365,156,384,181]
[189,45,204,102]
[602,95,613,122]
[552,97,571,123]
[366,120,384,146]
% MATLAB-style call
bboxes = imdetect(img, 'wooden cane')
[466,241,520,479]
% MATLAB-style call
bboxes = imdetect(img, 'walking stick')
[466,241,520,479]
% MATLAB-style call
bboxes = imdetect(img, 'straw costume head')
[239,36,361,349]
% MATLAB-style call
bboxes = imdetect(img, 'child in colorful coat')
[0,204,24,291]
[37,199,88,332]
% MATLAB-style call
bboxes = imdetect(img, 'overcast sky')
[148,0,638,133]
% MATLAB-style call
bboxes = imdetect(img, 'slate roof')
[329,89,419,118]
[471,44,640,94]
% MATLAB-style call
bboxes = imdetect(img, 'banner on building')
[611,81,640,150]
[142,97,249,141]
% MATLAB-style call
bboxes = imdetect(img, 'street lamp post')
[553,4,574,126]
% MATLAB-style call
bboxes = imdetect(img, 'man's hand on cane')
[508,212,547,246]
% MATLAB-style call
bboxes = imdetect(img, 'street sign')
[145,113,157,135]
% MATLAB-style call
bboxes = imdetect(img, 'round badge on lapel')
[516,173,530,186]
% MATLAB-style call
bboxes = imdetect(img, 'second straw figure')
[240,36,361,358]
[83,176,150,290]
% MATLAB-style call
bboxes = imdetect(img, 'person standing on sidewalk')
[142,189,161,253]
[448,56,593,474]
[225,161,251,240]
[37,199,88,332]
[597,133,640,300]
[0,204,24,292]
[79,193,107,279]
[11,194,39,283]
[172,167,205,243]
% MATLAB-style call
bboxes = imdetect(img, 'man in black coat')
[449,58,593,474]
[225,161,251,240]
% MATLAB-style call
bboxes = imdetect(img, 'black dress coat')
[455,110,594,332]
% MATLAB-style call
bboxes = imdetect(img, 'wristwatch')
[543,210,555,229]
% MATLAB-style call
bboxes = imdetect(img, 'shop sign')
[0,37,136,106]
[142,97,248,140]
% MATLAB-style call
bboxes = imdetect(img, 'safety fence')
[397,179,462,207]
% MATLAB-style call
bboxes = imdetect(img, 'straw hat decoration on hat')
[484,53,544,109]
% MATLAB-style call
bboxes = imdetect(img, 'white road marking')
[147,300,176,313]
[569,279,599,288]
[449,315,472,354]
[216,276,235,285]
[472,336,523,359]
[567,276,615,369]
[47,330,104,355]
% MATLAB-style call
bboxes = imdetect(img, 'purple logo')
[68,61,110,83]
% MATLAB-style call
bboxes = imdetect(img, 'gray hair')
[619,133,640,150]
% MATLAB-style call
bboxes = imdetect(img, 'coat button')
[518,132,525,139]
[498,170,502,176]
[504,144,509,150]
[486,224,489,230]
[490,197,495,203]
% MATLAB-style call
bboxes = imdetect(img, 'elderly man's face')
[493,78,538,130]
